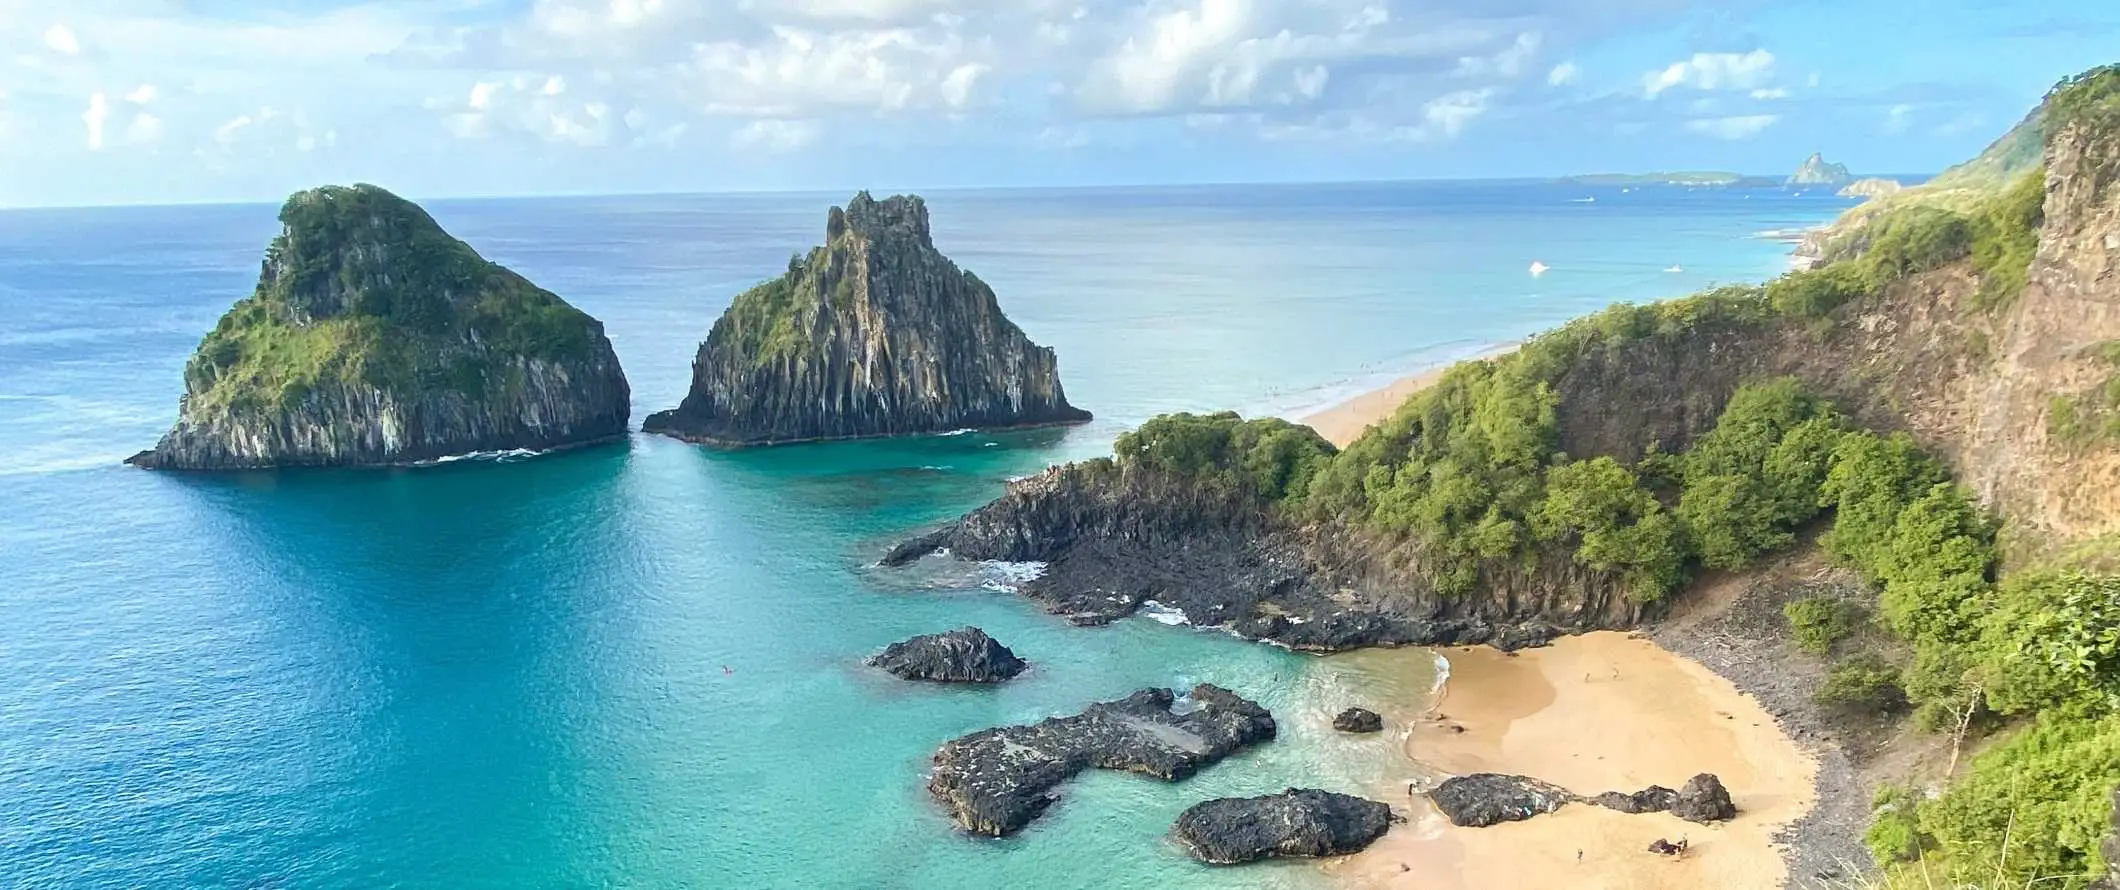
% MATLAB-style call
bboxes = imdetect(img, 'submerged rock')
[645,192,1090,447]
[1332,708,1384,733]
[129,184,629,469]
[1429,774,1575,827]
[866,627,1026,683]
[1173,788,1393,864]
[927,684,1276,837]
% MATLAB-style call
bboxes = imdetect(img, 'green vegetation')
[1816,656,1906,714]
[2048,64,2120,133]
[185,184,598,413]
[1785,596,1866,654]
[1885,715,2120,886]
[1111,412,1338,504]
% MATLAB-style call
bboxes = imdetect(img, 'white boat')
[1665,265,1684,273]
[1529,261,1551,277]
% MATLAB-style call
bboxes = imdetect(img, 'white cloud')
[468,82,500,111]
[1420,88,1493,139]
[43,24,82,56]
[1643,49,1775,97]
[214,114,255,146]
[939,63,988,109]
[541,76,566,96]
[125,84,159,105]
[125,113,164,145]
[1749,87,1788,100]
[82,93,109,150]
[1885,103,1915,134]
[1685,113,1779,139]
[1548,61,1580,86]
[731,118,822,152]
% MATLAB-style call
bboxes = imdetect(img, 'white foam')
[1139,599,1192,626]
[425,447,543,466]
[938,428,975,437]
[919,465,953,471]
[978,560,1048,592]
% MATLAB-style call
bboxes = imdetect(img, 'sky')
[1,0,2116,207]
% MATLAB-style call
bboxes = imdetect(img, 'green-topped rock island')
[128,184,631,470]
[644,192,1089,447]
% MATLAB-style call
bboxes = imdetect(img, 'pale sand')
[1322,633,1818,889]
[1299,343,1522,448]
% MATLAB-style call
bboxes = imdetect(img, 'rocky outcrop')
[866,627,1026,683]
[129,184,629,469]
[926,685,1276,837]
[1838,178,1904,199]
[645,192,1089,447]
[1789,153,1854,187]
[883,462,1645,652]
[1433,772,1738,828]
[1332,708,1384,733]
[1172,789,1393,864]
[1431,774,1574,827]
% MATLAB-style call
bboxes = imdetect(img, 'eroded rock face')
[883,462,1644,652]
[1430,774,1575,827]
[866,627,1026,683]
[1173,789,1393,864]
[645,192,1090,447]
[130,184,629,469]
[926,685,1276,837]
[1332,708,1384,733]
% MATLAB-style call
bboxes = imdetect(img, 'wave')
[977,560,1048,592]
[937,428,976,437]
[423,447,545,466]
[918,465,954,471]
[1138,599,1192,626]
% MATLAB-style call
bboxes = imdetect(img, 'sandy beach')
[1300,343,1520,447]
[1322,634,1817,889]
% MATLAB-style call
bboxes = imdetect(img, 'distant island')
[1561,171,1781,187]
[1787,152,1854,186]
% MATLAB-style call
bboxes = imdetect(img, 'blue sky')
[2,0,2114,207]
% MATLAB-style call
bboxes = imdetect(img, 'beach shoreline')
[1297,342,1522,448]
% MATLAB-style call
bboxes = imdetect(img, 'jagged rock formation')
[128,184,629,469]
[1172,789,1393,864]
[1332,707,1384,733]
[926,685,1276,837]
[1838,178,1904,199]
[1789,153,1854,186]
[881,462,1643,652]
[645,192,1089,447]
[865,627,1026,683]
[1432,773,1738,828]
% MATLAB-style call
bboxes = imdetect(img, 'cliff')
[644,193,1089,446]
[129,184,630,469]
[1789,153,1854,186]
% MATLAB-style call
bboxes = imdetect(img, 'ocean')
[0,181,1850,888]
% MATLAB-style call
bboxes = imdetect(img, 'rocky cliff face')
[644,193,1089,446]
[885,461,1648,652]
[1838,178,1905,199]
[1789,153,1854,186]
[129,184,630,469]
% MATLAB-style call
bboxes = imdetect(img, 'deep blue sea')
[0,181,1850,888]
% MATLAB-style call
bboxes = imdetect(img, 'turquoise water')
[0,182,1849,888]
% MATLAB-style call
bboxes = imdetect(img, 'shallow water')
[0,182,1847,887]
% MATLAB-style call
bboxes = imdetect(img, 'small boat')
[1665,265,1684,273]
[1571,197,1596,203]
[1530,261,1551,277]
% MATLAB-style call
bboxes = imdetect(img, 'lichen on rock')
[129,183,630,469]
[644,192,1089,447]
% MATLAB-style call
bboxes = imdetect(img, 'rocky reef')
[926,684,1275,836]
[866,627,1025,683]
[645,192,1089,447]
[882,461,1645,652]
[1332,707,1384,733]
[1172,789,1393,864]
[1788,152,1854,186]
[129,184,629,470]
[1431,772,1738,828]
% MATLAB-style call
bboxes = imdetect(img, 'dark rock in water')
[129,184,630,470]
[881,462,1651,652]
[1430,774,1575,827]
[1671,773,1738,823]
[1173,788,1392,864]
[645,192,1090,447]
[1332,708,1384,733]
[927,684,1276,837]
[1591,785,1680,815]
[867,627,1025,683]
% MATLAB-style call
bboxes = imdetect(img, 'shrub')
[1113,412,1338,504]
[1816,656,1907,714]
[1905,714,2120,886]
[1865,784,1927,863]
[1979,571,2120,717]
[1785,596,1865,654]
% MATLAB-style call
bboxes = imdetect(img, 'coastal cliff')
[1838,178,1904,199]
[129,184,629,470]
[644,193,1089,446]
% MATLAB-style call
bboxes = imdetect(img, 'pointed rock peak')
[828,191,932,247]
[277,183,445,243]
[263,183,481,322]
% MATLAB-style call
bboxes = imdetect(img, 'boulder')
[867,627,1026,683]
[1173,788,1393,864]
[1332,708,1384,733]
[1671,773,1738,823]
[1429,774,1575,827]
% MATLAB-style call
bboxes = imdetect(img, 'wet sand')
[1299,343,1520,447]
[1323,633,1817,889]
